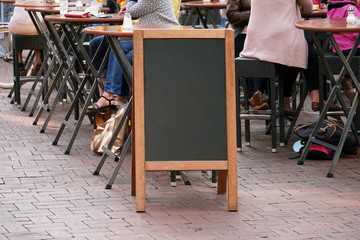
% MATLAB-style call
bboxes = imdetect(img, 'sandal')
[86,96,118,115]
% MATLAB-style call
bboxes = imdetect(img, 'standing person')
[87,0,179,113]
[8,0,43,76]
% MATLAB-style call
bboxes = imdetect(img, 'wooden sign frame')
[133,29,237,212]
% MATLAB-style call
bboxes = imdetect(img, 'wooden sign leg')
[135,158,145,212]
[217,170,227,194]
[228,161,238,212]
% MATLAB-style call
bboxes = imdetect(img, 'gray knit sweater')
[126,0,179,25]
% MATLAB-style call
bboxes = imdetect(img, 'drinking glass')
[59,0,68,17]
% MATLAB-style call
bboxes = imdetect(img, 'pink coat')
[327,1,360,52]
[240,0,313,69]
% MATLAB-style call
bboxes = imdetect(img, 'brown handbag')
[90,108,129,155]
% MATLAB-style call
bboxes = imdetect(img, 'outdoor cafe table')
[83,24,193,195]
[183,0,226,28]
[10,1,77,106]
[21,6,110,115]
[0,0,15,4]
[295,18,360,177]
[22,6,110,126]
[301,7,327,19]
[40,13,124,154]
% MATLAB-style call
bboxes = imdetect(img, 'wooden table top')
[26,6,109,14]
[84,25,193,38]
[296,18,360,33]
[13,1,76,7]
[45,13,123,24]
[0,0,15,4]
[183,1,226,9]
[301,8,327,19]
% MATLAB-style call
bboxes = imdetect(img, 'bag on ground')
[91,107,128,155]
[293,119,359,155]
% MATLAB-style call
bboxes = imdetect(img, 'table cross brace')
[298,31,360,177]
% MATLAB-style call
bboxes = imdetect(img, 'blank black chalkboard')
[143,38,227,162]
[133,29,237,212]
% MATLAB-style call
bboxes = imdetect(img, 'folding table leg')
[105,131,132,189]
[93,99,132,175]
[21,51,51,112]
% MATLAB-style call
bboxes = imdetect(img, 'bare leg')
[283,97,295,117]
[310,89,341,111]
[310,89,319,104]
[34,50,42,66]
[18,50,23,63]
[99,78,106,96]
[116,95,128,103]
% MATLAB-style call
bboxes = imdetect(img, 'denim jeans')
[89,36,109,72]
[105,39,132,97]
[89,36,132,96]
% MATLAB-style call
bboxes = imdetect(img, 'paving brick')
[1,57,360,239]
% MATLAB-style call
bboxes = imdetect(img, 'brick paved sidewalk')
[1,59,360,239]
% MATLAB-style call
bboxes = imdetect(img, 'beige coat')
[9,0,43,35]
[240,0,313,69]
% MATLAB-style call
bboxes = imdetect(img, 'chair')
[235,57,306,152]
[11,34,47,106]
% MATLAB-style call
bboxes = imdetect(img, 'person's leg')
[17,50,27,76]
[277,64,299,116]
[88,39,133,110]
[304,43,320,104]
[89,36,109,70]
[305,42,342,111]
[30,50,42,76]
[106,39,132,104]
[234,34,245,57]
[89,36,109,96]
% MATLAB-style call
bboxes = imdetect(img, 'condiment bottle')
[347,6,356,24]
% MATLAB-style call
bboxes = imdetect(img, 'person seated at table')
[327,0,360,104]
[239,0,340,116]
[87,0,179,114]
[226,0,269,111]
[8,0,43,76]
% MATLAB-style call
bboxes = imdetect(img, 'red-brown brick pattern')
[1,59,360,239]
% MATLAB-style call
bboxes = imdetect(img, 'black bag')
[300,145,334,160]
[293,119,359,155]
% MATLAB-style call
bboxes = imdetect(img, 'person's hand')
[119,5,126,15]
[297,3,303,11]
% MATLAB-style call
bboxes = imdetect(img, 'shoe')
[253,102,269,110]
[284,108,295,117]
[249,91,263,107]
[262,94,269,103]
[18,62,27,76]
[312,102,342,111]
[86,96,118,115]
[31,63,41,76]
[342,78,355,104]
